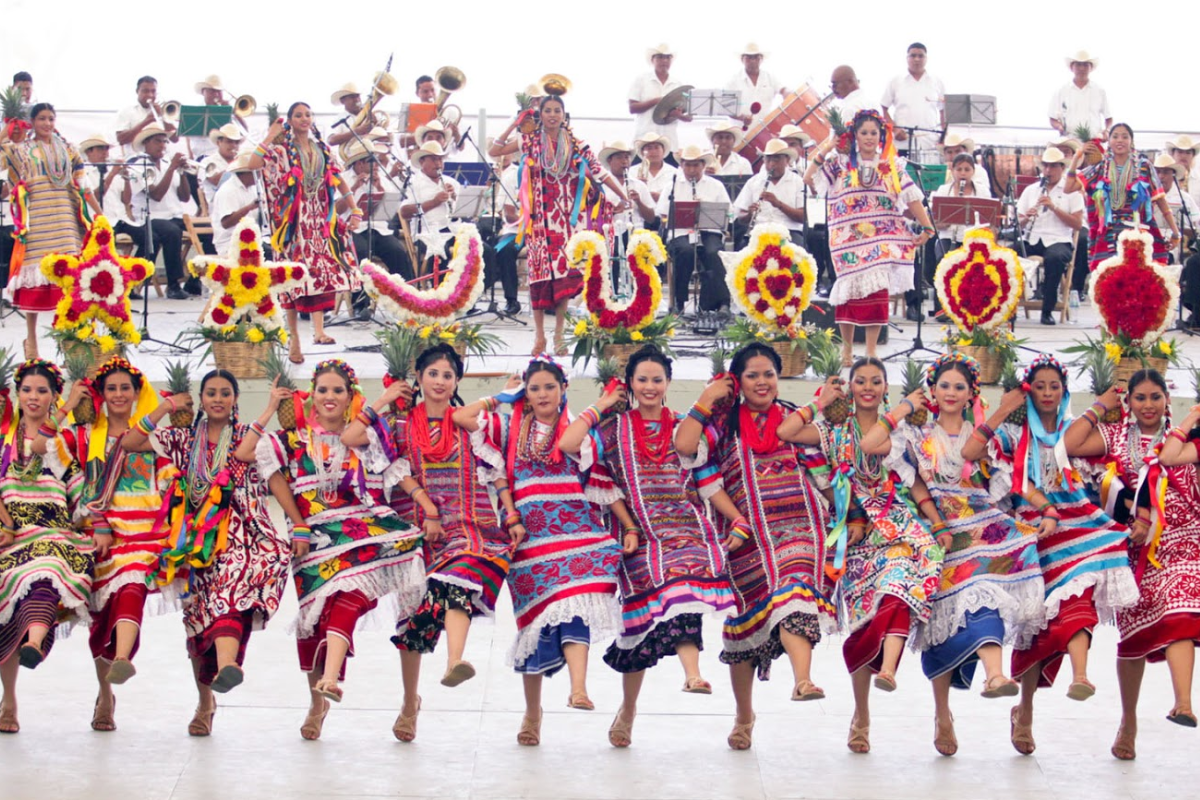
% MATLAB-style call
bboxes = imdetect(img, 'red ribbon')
[292,390,310,432]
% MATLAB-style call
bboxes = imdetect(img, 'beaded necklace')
[32,136,72,189]
[187,420,232,508]
[848,417,887,483]
[11,424,42,484]
[305,426,349,504]
[1109,157,1131,210]
[297,138,326,193]
[539,127,572,180]
[517,413,559,464]
[630,407,675,464]
[1128,419,1166,469]
[409,403,457,462]
[739,403,783,455]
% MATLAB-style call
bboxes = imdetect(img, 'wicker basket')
[951,344,1001,385]
[601,343,643,370]
[212,341,270,379]
[63,341,127,378]
[1114,357,1169,388]
[771,341,809,378]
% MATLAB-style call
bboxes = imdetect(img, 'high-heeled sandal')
[567,690,595,710]
[1110,724,1136,760]
[301,696,330,740]
[0,704,18,734]
[187,704,216,737]
[91,695,117,733]
[727,713,756,750]
[1009,706,1035,755]
[288,341,305,365]
[313,677,343,703]
[873,671,897,693]
[441,660,476,687]
[608,705,635,748]
[210,664,245,694]
[847,715,870,754]
[392,696,421,742]
[791,679,825,701]
[105,658,137,685]
[517,708,542,746]
[934,715,958,756]
[980,674,1019,699]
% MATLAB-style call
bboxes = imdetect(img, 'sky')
[5,1,1194,142]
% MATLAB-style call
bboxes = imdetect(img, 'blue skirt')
[513,616,591,677]
[920,608,1005,689]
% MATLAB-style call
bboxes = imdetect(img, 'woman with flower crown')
[257,359,425,741]
[778,356,942,755]
[1068,368,1200,760]
[343,343,517,743]
[451,355,623,746]
[872,353,1045,756]
[675,342,838,751]
[247,102,363,364]
[559,345,736,749]
[0,360,93,734]
[964,353,1137,755]
[803,109,935,365]
[122,368,291,737]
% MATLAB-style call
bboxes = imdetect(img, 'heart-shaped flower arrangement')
[934,228,1023,332]
[1089,227,1178,347]
[722,223,817,331]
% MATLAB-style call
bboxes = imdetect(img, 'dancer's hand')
[423,518,444,543]
[291,538,309,558]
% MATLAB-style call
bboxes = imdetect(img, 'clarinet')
[1022,176,1049,243]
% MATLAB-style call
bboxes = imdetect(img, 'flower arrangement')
[188,219,305,343]
[360,223,486,325]
[722,223,818,332]
[938,325,1024,370]
[568,313,678,366]
[934,228,1023,332]
[393,318,502,359]
[1062,332,1180,371]
[721,316,812,354]
[1090,227,1178,348]
[41,215,153,353]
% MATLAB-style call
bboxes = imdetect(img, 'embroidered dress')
[365,407,511,654]
[689,404,838,680]
[153,424,289,683]
[892,422,1042,687]
[592,410,736,672]
[813,419,942,672]
[257,427,424,676]
[0,430,93,664]
[1079,153,1167,270]
[474,408,622,674]
[812,153,923,324]
[519,126,604,310]
[993,420,1138,685]
[1096,423,1200,661]
[261,140,357,312]
[44,424,172,663]
[1,136,86,310]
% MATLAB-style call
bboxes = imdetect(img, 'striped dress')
[0,430,93,664]
[594,410,736,673]
[993,422,1138,685]
[474,408,622,674]
[690,404,838,680]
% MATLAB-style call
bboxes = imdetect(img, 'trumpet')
[158,100,181,125]
[434,66,466,128]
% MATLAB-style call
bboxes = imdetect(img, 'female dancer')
[0,103,101,358]
[676,342,837,750]
[347,344,516,742]
[803,110,934,363]
[1068,369,1200,760]
[559,345,736,748]
[32,358,168,731]
[453,356,623,746]
[121,369,291,736]
[778,357,942,754]
[489,95,627,355]
[966,354,1137,755]
[877,353,1043,756]
[0,360,93,734]
[1065,123,1180,268]
[258,360,424,740]
[249,102,362,363]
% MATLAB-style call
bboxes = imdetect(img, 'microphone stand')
[885,174,939,361]
[666,174,678,314]
[457,129,523,325]
[133,156,189,352]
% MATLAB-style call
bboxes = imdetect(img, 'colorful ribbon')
[152,468,233,587]
[824,462,855,581]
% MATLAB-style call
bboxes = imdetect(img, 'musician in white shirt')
[633,133,677,204]
[343,141,413,282]
[209,153,265,255]
[725,43,785,126]
[1017,147,1083,325]
[414,119,462,160]
[1167,135,1200,209]
[129,125,194,299]
[190,75,247,160]
[628,44,692,154]
[654,146,731,313]
[881,42,945,156]
[114,76,177,155]
[1048,51,1111,139]
[486,154,522,315]
[199,123,244,211]
[828,65,866,120]
[930,154,993,245]
[706,121,753,177]
[601,141,656,238]
[734,139,805,245]
[1152,154,1199,263]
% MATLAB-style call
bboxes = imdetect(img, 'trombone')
[434,66,466,127]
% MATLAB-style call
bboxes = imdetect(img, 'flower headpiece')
[847,109,902,193]
[94,356,143,386]
[526,354,569,387]
[925,352,980,396]
[15,359,64,394]
[312,359,361,393]
[1022,354,1067,384]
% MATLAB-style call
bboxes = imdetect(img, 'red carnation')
[212,265,229,283]
[89,271,115,298]
[746,278,759,293]
[755,299,769,313]
[130,265,145,281]
[258,300,273,315]
[291,267,303,280]
[212,307,230,324]
[239,228,256,244]
[221,293,235,307]
[778,314,792,328]
[66,308,80,322]
[54,261,69,277]
[241,272,258,289]
[95,230,111,246]
[271,267,286,283]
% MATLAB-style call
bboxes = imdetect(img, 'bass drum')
[737,83,830,166]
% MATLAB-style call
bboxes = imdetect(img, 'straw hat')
[741,43,766,57]
[599,140,635,163]
[1065,50,1099,68]
[343,142,386,167]
[1049,136,1081,153]
[227,153,258,173]
[940,133,976,152]
[760,139,796,163]
[636,132,670,152]
[646,44,673,62]
[194,75,223,94]
[705,120,742,141]
[208,122,245,145]
[330,83,360,105]
[415,119,447,144]
[132,123,168,152]
[1153,153,1185,180]
[79,133,113,151]
[674,144,715,166]
[1039,147,1068,165]
[778,124,814,147]
[411,141,448,162]
[1167,134,1199,152]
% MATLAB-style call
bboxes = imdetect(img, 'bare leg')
[977,643,1007,682]
[730,661,755,725]
[1016,667,1039,726]
[444,608,472,667]
[113,621,139,661]
[1114,657,1145,758]
[287,308,302,361]
[522,673,543,719]
[676,641,704,683]
[838,322,854,364]
[879,634,905,676]
[187,656,217,736]
[0,657,17,732]
[863,325,881,359]
[621,670,645,718]
[24,313,37,359]
[553,301,569,354]
[563,642,589,700]
[305,671,325,715]
[532,309,547,355]
[932,673,957,755]
[93,657,115,721]
[1066,630,1091,684]
[781,629,815,687]
[312,310,327,341]
[1164,640,1196,717]
[320,633,351,685]
[214,636,240,672]
[24,624,48,651]
[399,650,421,717]
[848,666,872,753]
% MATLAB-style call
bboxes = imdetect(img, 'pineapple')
[163,359,194,428]
[1086,351,1123,424]
[265,103,283,144]
[1,87,26,143]
[827,108,851,155]
[999,361,1027,427]
[258,348,297,430]
[709,348,734,416]
[900,359,929,427]
[0,346,15,422]
[809,336,850,425]
[377,329,421,416]
[594,357,627,415]
[1072,124,1103,166]
[63,351,96,426]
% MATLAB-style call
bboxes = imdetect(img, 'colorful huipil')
[891,422,1044,687]
[365,406,511,653]
[1095,422,1200,661]
[518,125,604,310]
[473,406,623,674]
[260,134,357,310]
[993,413,1138,685]
[1079,152,1166,270]
[689,403,838,680]
[153,423,290,683]
[44,419,172,663]
[0,422,93,664]
[257,426,425,673]
[591,410,736,672]
[813,419,942,672]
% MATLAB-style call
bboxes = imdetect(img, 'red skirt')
[1118,612,1200,662]
[188,610,254,685]
[843,595,911,673]
[88,583,149,662]
[296,590,376,679]
[281,291,336,313]
[13,285,62,312]
[530,271,583,311]
[1011,590,1098,687]
[835,289,888,326]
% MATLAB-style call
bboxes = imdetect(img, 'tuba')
[518,74,571,134]
[434,66,466,127]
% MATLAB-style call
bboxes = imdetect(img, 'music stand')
[931,197,1002,230]
[687,90,740,118]
[402,103,437,133]
[697,201,729,230]
[444,162,492,187]
[714,175,751,204]
[674,200,699,231]
[178,105,231,138]
[368,191,401,226]
[451,186,487,220]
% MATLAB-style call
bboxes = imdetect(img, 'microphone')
[957,178,966,196]
[332,115,351,129]
[458,126,472,143]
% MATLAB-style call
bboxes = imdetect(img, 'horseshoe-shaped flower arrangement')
[361,222,486,324]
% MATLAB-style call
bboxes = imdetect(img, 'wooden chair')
[1020,230,1079,323]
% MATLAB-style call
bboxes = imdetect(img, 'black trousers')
[1181,253,1200,316]
[490,239,519,303]
[1072,230,1090,293]
[1025,240,1073,315]
[353,230,414,281]
[805,225,834,287]
[149,218,186,285]
[0,224,12,290]
[667,231,727,312]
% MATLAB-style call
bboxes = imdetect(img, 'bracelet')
[482,396,499,412]
[355,411,373,427]
[1090,401,1107,415]
[580,405,603,428]
[729,517,752,541]
[918,497,937,511]
[813,153,825,166]
[1169,427,1189,443]
[879,415,896,434]
[898,398,914,414]
[930,521,948,534]
[424,511,441,521]
[847,508,868,523]
[409,486,427,499]
[921,226,935,234]
[1042,510,1060,521]
[623,524,641,533]
[255,144,270,158]
[37,422,58,438]
[291,523,312,542]
[135,416,157,435]
[165,396,177,413]
[249,421,267,437]
[976,423,995,440]
[1067,168,1078,178]
[687,402,711,425]
[1080,409,1099,427]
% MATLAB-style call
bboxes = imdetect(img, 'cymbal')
[652,85,694,125]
